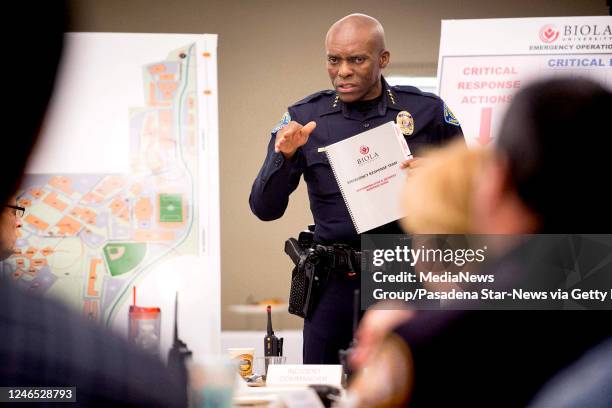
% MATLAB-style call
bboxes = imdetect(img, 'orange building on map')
[56,216,82,235]
[49,176,73,195]
[24,214,49,231]
[44,192,69,212]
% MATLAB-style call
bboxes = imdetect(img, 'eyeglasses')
[4,205,25,217]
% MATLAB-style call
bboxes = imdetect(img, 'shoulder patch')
[271,111,291,134]
[443,103,460,127]
[291,90,335,107]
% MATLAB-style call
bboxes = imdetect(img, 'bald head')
[326,14,386,54]
[325,14,390,102]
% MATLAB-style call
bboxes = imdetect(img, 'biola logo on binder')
[356,151,380,166]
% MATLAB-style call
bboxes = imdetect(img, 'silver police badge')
[396,111,414,136]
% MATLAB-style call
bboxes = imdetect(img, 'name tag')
[265,364,343,386]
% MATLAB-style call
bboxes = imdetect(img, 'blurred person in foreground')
[399,139,490,234]
[347,77,612,407]
[527,336,612,408]
[348,141,491,378]
[0,3,187,406]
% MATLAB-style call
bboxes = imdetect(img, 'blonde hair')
[400,140,490,234]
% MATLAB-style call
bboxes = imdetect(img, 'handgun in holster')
[284,225,330,319]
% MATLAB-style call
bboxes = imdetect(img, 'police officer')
[249,13,463,364]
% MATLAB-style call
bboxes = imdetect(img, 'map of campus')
[3,44,200,326]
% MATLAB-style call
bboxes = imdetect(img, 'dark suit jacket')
[0,281,187,407]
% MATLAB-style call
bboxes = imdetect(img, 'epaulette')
[291,90,335,107]
[392,85,440,101]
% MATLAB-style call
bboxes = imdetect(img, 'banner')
[437,16,612,146]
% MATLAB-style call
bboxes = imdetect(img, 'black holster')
[284,226,329,319]
[284,226,361,319]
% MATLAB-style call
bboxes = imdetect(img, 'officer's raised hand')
[274,121,317,160]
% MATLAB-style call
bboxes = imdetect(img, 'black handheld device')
[264,305,280,357]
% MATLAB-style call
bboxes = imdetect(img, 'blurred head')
[325,14,390,103]
[2,3,66,207]
[473,77,612,233]
[1,2,64,260]
[401,140,489,234]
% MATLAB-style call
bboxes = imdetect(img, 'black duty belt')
[308,243,362,278]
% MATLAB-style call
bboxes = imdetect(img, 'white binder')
[324,121,413,233]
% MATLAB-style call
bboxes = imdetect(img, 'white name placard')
[266,364,343,387]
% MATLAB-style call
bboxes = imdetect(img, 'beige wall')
[69,0,607,330]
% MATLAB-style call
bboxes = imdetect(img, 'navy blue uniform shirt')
[250,77,464,245]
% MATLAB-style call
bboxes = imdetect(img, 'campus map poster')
[1,33,220,357]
